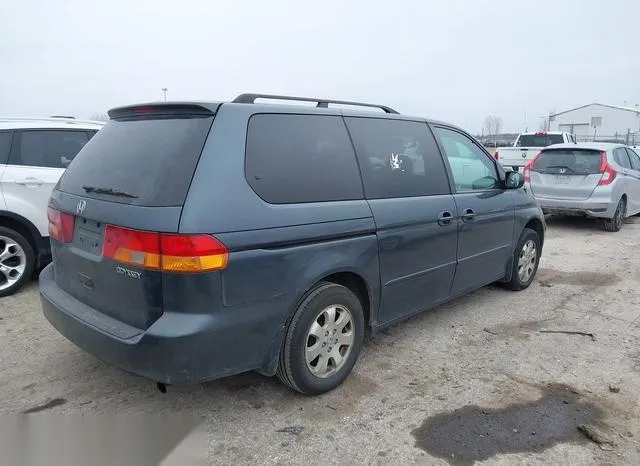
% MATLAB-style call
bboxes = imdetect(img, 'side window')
[12,130,89,169]
[433,126,500,192]
[613,148,632,169]
[625,148,640,170]
[245,114,363,204]
[344,118,450,199]
[0,131,13,164]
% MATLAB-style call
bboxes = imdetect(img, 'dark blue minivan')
[40,94,545,395]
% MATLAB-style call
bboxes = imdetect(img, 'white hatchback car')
[0,117,104,296]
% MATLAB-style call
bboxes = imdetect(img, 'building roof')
[0,117,105,130]
[551,103,640,117]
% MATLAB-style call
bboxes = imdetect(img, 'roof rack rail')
[50,115,76,119]
[232,93,399,114]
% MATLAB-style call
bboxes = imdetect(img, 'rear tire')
[603,197,626,232]
[0,227,35,298]
[277,282,364,395]
[501,228,541,291]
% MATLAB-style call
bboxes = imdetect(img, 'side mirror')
[505,171,524,189]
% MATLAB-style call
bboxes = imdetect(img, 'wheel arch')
[258,268,376,377]
[0,210,43,262]
[524,217,545,248]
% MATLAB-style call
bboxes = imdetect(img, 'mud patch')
[411,384,605,465]
[22,398,67,414]
[537,268,620,287]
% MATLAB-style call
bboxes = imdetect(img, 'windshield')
[533,149,603,175]
[516,134,565,147]
[57,115,214,206]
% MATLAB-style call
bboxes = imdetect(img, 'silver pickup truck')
[494,131,576,171]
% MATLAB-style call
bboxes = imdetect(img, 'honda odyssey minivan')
[40,94,545,395]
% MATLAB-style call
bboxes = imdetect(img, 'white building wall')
[549,104,640,138]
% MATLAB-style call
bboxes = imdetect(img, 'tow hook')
[157,382,167,394]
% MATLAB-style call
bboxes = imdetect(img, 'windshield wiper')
[82,185,138,198]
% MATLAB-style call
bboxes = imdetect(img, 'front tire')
[0,227,35,298]
[501,228,541,291]
[277,282,364,395]
[603,197,626,232]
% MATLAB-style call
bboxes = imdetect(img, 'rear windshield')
[57,116,214,206]
[516,134,564,147]
[534,149,603,175]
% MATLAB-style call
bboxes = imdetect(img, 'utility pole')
[162,88,168,102]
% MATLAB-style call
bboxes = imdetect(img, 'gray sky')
[1,0,638,133]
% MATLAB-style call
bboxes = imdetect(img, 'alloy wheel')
[305,305,354,378]
[0,236,27,292]
[517,239,537,283]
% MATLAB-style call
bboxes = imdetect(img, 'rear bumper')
[536,197,615,218]
[501,162,526,170]
[39,264,284,384]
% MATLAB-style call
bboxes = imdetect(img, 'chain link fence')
[575,131,640,146]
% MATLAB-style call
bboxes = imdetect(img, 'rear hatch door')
[529,148,604,201]
[49,104,216,331]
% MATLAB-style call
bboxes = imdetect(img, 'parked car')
[524,142,640,231]
[40,94,545,395]
[0,117,104,296]
[495,131,576,172]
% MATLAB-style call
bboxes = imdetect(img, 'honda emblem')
[76,200,86,215]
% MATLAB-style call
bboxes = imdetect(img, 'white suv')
[0,117,104,296]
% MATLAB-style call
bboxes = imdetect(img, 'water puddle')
[412,383,605,465]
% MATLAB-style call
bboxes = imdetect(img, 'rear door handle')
[15,177,44,186]
[462,208,476,222]
[437,211,453,226]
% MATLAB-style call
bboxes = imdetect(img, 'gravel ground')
[1,216,640,465]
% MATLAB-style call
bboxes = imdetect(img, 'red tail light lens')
[103,225,228,273]
[598,152,617,186]
[493,150,499,161]
[523,151,541,183]
[47,207,75,243]
[103,225,161,269]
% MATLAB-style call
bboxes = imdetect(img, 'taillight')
[47,207,75,243]
[103,225,228,273]
[103,226,161,269]
[494,150,499,161]
[523,151,541,183]
[161,234,229,272]
[597,151,617,186]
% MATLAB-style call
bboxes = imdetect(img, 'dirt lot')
[1,216,640,465]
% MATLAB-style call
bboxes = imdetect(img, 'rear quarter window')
[613,148,632,169]
[0,131,13,164]
[11,130,89,169]
[626,148,640,170]
[245,114,363,204]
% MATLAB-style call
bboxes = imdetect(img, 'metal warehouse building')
[549,103,640,144]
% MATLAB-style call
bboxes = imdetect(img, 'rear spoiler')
[108,103,219,120]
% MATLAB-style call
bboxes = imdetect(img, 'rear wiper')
[82,185,138,198]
